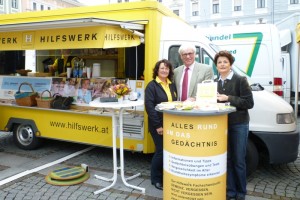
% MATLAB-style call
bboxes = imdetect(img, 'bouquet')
[112,83,131,98]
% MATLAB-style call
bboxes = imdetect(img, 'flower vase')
[118,96,124,104]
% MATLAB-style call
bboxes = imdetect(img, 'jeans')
[227,122,249,198]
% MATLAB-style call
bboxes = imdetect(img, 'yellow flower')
[112,83,131,98]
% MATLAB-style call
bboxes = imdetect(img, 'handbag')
[51,94,74,110]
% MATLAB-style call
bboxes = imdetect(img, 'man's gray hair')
[178,44,196,55]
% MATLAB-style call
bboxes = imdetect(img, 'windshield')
[210,43,220,53]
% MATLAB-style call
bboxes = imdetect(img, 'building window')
[12,0,18,9]
[213,0,219,14]
[0,0,3,5]
[125,0,129,2]
[33,2,37,10]
[173,9,179,16]
[157,0,162,2]
[192,3,199,16]
[192,11,199,16]
[234,6,241,11]
[234,0,242,11]
[48,7,51,10]
[291,0,299,4]
[118,0,122,2]
[41,5,44,10]
[257,0,265,8]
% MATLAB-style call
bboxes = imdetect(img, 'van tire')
[246,139,259,176]
[13,124,40,150]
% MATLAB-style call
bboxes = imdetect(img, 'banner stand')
[162,108,235,200]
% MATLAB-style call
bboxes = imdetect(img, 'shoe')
[236,196,245,200]
[226,196,235,200]
[153,182,163,190]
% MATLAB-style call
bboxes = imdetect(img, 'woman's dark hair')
[152,59,174,80]
[213,50,235,65]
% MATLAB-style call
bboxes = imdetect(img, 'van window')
[168,45,201,69]
[202,49,217,75]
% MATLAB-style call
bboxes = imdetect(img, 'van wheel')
[246,139,259,176]
[13,124,40,150]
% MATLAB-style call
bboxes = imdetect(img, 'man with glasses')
[174,44,214,101]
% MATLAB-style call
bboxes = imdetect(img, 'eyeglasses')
[181,52,194,57]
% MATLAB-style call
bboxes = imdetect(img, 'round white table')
[89,98,145,194]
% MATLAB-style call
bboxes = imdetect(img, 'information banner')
[163,113,228,200]
[0,77,52,99]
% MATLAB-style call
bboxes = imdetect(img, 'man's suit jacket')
[174,62,214,99]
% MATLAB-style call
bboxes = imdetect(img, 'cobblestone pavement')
[0,130,300,199]
[0,132,162,200]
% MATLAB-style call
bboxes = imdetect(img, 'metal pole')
[136,46,138,82]
[295,44,300,119]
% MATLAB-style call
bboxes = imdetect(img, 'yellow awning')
[0,18,145,50]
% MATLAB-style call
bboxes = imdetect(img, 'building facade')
[0,0,82,14]
[1,0,299,27]
[163,0,300,28]
[98,0,300,28]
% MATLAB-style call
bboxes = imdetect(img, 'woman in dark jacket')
[214,50,254,200]
[145,59,177,190]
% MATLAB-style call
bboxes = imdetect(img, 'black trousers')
[149,126,163,184]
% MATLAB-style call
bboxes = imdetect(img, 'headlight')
[277,113,295,124]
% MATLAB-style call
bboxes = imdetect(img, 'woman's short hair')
[214,50,235,65]
[152,59,174,80]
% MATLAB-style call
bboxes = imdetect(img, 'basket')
[36,90,54,108]
[14,82,38,107]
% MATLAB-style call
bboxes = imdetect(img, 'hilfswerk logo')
[105,33,135,41]
[25,34,33,43]
[39,33,98,43]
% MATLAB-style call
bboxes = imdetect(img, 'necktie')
[181,67,189,101]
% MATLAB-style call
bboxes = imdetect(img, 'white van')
[164,39,298,175]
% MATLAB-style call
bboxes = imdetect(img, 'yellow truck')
[0,1,214,153]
